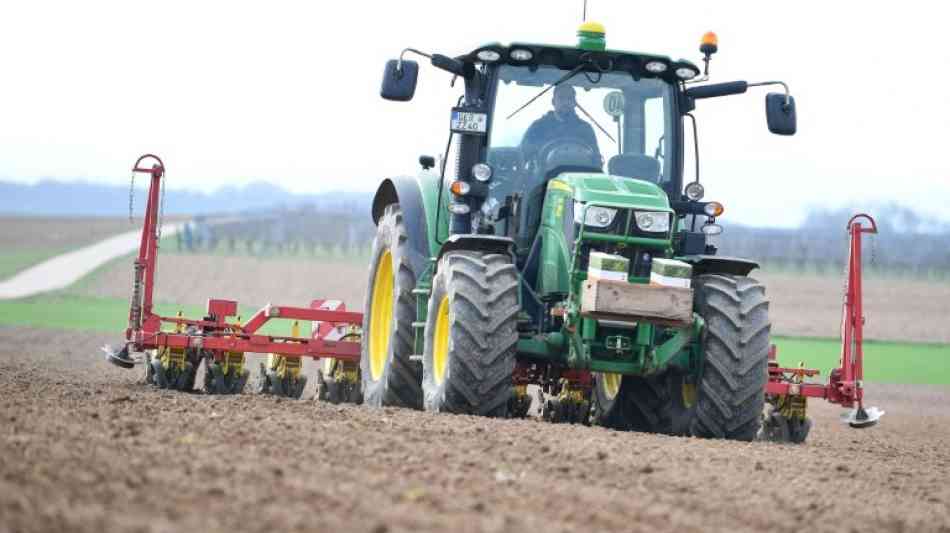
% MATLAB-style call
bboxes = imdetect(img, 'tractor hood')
[552,173,672,212]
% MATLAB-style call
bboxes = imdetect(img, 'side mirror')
[381,59,418,102]
[766,93,796,135]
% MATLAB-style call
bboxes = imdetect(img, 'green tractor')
[360,23,798,440]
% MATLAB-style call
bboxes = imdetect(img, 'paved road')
[0,225,181,300]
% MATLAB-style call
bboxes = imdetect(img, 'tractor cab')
[379,23,795,267]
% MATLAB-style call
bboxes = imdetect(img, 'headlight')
[472,163,492,182]
[634,211,670,233]
[574,202,618,228]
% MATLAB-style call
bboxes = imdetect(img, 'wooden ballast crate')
[580,278,693,325]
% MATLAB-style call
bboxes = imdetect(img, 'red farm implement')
[761,214,884,441]
[105,154,882,441]
[104,155,363,396]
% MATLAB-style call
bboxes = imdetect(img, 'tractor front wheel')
[421,252,519,417]
[360,204,422,409]
[690,274,771,441]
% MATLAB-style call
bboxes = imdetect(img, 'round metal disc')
[841,406,885,428]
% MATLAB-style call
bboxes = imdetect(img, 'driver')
[520,84,601,164]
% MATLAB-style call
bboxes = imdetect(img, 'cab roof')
[464,42,696,85]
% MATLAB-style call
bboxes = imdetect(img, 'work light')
[476,49,502,62]
[448,202,471,215]
[644,61,667,74]
[684,182,704,201]
[472,163,493,182]
[509,48,534,62]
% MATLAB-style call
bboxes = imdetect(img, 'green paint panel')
[415,172,449,258]
[556,173,672,211]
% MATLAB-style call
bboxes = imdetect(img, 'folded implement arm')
[105,155,363,382]
[762,214,884,441]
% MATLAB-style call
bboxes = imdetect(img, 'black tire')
[204,359,249,395]
[360,205,422,409]
[421,252,519,417]
[144,351,156,385]
[690,274,770,441]
[590,372,673,433]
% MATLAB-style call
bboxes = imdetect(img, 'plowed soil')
[1,325,948,533]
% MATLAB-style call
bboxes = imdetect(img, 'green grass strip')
[773,336,949,386]
[0,294,302,337]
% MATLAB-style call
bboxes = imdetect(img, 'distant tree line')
[175,200,376,258]
[174,202,949,279]
[719,205,950,279]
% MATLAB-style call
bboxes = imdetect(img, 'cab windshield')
[486,64,675,203]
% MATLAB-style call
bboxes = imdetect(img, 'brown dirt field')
[1,325,949,533]
[81,253,950,343]
[79,253,369,312]
[0,216,137,251]
[759,271,950,343]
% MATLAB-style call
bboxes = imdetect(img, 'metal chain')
[839,227,851,343]
[128,172,136,223]
[156,169,166,242]
[869,231,877,267]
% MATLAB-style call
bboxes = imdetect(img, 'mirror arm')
[748,81,791,108]
[397,48,470,79]
[396,48,433,75]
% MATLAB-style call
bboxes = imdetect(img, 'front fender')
[371,175,443,275]
[679,255,759,276]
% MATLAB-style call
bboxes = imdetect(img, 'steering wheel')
[534,138,601,177]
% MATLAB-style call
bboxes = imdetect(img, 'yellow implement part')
[222,352,245,375]
[159,346,188,371]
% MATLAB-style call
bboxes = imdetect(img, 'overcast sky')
[1,0,948,227]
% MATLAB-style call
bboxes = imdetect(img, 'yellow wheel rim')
[432,296,450,385]
[601,372,621,400]
[368,251,394,381]
[682,383,697,408]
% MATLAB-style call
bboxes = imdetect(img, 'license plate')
[450,110,488,135]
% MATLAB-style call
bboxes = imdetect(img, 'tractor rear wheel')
[590,372,673,433]
[421,251,519,417]
[360,204,422,409]
[690,274,770,441]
